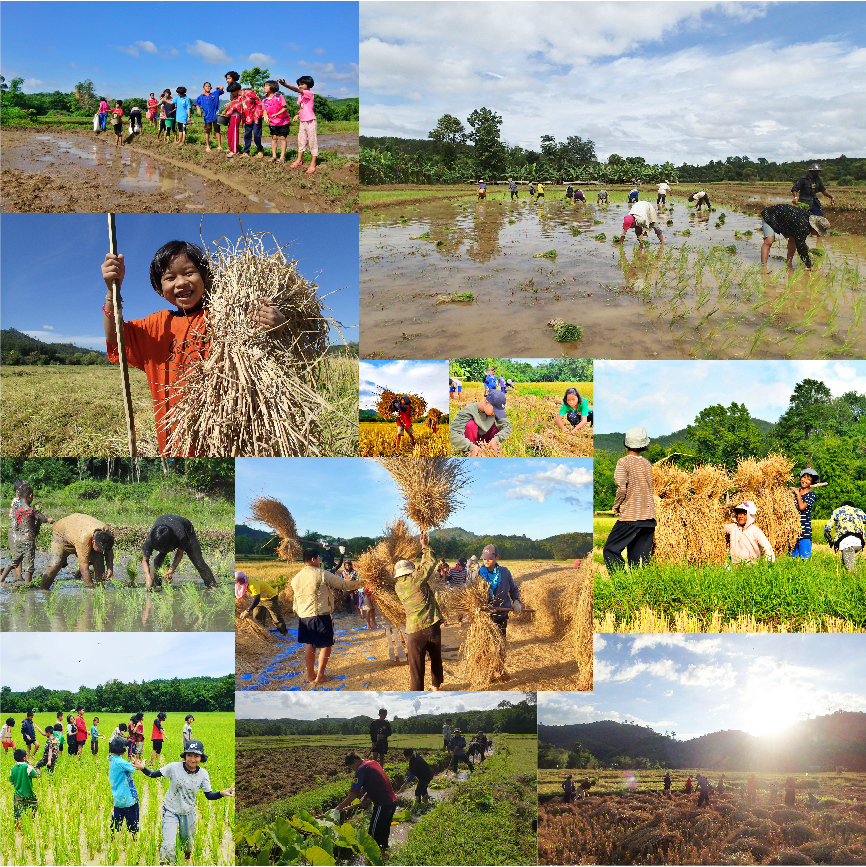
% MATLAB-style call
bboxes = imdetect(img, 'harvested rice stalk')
[374,457,469,530]
[377,518,421,563]
[525,430,593,458]
[161,231,353,456]
[425,407,443,430]
[570,561,593,689]
[375,388,427,420]
[472,442,503,457]
[456,582,505,688]
[733,453,800,554]
[249,495,301,562]
[520,571,572,636]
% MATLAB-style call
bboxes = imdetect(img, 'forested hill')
[594,418,775,454]
[1,327,107,364]
[539,712,866,772]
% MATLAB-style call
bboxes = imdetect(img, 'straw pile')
[374,457,469,530]
[652,461,693,564]
[425,407,443,430]
[732,454,801,554]
[520,570,573,636]
[161,231,349,456]
[454,581,506,689]
[248,495,301,562]
[472,443,503,457]
[375,388,427,420]
[526,430,593,458]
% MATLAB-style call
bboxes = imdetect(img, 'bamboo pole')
[108,213,137,457]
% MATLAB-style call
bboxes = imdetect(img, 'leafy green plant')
[409,232,431,240]
[533,250,557,259]
[547,319,583,342]
[593,233,607,242]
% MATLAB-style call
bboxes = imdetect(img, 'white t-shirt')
[160,762,214,815]
[182,723,193,743]
[442,724,452,739]
[657,183,671,195]
[629,200,658,227]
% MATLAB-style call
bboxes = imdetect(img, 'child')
[194,81,225,152]
[791,468,819,558]
[174,86,191,147]
[98,96,109,132]
[159,90,176,143]
[277,75,317,173]
[129,104,142,135]
[21,711,46,760]
[130,713,145,759]
[555,387,593,434]
[724,502,775,565]
[108,737,141,835]
[146,92,159,129]
[359,586,378,630]
[602,427,656,571]
[477,179,487,200]
[562,774,576,803]
[397,748,433,808]
[0,483,54,586]
[34,726,59,772]
[221,75,264,158]
[222,82,242,154]
[182,715,194,748]
[67,715,78,756]
[75,706,88,758]
[9,749,39,824]
[1,718,15,754]
[6,477,29,581]
[54,721,65,754]
[91,716,106,757]
[109,721,128,744]
[391,395,416,452]
[262,80,291,162]
[138,739,234,864]
[536,182,545,202]
[100,239,288,455]
[149,711,167,766]
[448,391,512,456]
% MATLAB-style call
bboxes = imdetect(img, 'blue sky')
[539,634,866,739]
[236,457,592,538]
[237,690,521,720]
[595,360,866,435]
[0,213,359,349]
[1,1,359,99]
[0,632,233,691]
[361,1,866,163]
[359,360,449,412]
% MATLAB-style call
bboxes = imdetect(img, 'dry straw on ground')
[161,231,353,456]
[526,429,592,457]
[453,581,506,688]
[375,388,427,420]
[248,495,301,562]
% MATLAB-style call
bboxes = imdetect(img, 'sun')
[739,686,807,736]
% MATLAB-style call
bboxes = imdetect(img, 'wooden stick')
[594,510,618,516]
[108,213,137,457]
[491,606,535,613]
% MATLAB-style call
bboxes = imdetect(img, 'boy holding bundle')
[724,502,775,565]
[100,239,288,456]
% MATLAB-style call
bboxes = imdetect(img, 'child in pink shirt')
[278,75,317,174]
[110,101,124,147]
[262,80,291,163]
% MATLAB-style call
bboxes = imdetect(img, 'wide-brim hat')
[394,559,414,579]
[808,216,830,237]
[800,467,820,481]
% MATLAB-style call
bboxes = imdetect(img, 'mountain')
[538,712,866,772]
[1,327,106,361]
[594,418,775,454]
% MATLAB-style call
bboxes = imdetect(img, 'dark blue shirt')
[194,88,224,123]
[21,719,36,741]
[797,490,816,541]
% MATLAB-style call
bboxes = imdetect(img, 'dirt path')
[1,127,358,213]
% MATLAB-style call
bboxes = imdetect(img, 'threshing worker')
[291,549,362,685]
[724,502,775,565]
[696,775,712,807]
[602,427,656,571]
[369,708,392,766]
[792,163,835,216]
[466,555,480,583]
[448,391,513,456]
[562,774,576,803]
[336,752,398,854]
[656,180,671,206]
[479,544,522,682]
[622,200,664,245]
[0,483,53,587]
[448,729,473,775]
[142,514,217,589]
[391,395,416,452]
[395,531,444,691]
[318,540,345,573]
[688,190,711,212]
[790,468,819,558]
[358,585,378,629]
[40,514,115,590]
[236,570,289,635]
[823,500,866,572]
[508,178,518,200]
[760,203,829,269]
[579,776,593,798]
[628,187,639,203]
[555,387,593,434]
[446,558,467,588]
[397,748,433,806]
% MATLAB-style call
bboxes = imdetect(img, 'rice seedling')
[547,319,583,341]
[160,230,355,457]
[593,233,607,242]
[436,291,475,303]
[533,250,558,259]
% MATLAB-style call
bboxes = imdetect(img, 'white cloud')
[115,44,140,57]
[315,48,327,55]
[679,662,736,687]
[42,325,54,331]
[244,53,276,66]
[594,635,607,652]
[359,360,449,412]
[186,40,233,65]
[496,461,592,502]
[134,40,159,54]
[629,635,722,655]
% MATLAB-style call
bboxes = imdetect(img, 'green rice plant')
[533,250,557,259]
[547,319,583,342]
[436,291,474,304]
[593,233,607,242]
[409,232,430,240]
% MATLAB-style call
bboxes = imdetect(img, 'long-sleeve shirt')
[760,204,813,267]
[449,403,513,454]
[142,514,196,557]
[50,514,112,577]
[395,545,443,634]
[479,564,520,612]
[629,200,659,228]
[613,455,656,521]
[724,520,775,564]
[823,505,866,549]
[291,565,361,618]
[222,89,263,124]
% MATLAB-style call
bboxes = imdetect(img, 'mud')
[0,127,358,213]
[359,194,866,360]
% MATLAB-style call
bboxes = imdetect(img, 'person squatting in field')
[291,548,362,684]
[555,387,593,436]
[478,544,522,683]
[142,514,217,589]
[824,500,866,572]
[724,502,775,565]
[602,427,657,571]
[236,570,289,634]
[101,239,288,456]
[622,200,665,245]
[760,203,830,269]
[336,752,398,854]
[448,390,513,456]
[369,709,392,766]
[40,513,115,590]
[396,748,433,808]
[790,468,819,558]
[0,483,54,586]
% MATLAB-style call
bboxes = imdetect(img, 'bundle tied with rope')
[161,231,353,457]
[375,389,427,421]
[451,580,506,689]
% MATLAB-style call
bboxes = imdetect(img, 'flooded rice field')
[0,549,234,632]
[360,194,866,359]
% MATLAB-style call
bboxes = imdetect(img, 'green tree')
[240,67,270,94]
[73,79,99,114]
[428,113,466,165]
[684,403,765,468]
[775,378,834,442]
[467,107,506,179]
[314,94,335,121]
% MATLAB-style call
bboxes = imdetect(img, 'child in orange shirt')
[101,240,288,455]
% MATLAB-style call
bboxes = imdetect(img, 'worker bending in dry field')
[824,500,866,572]
[394,531,444,691]
[555,387,593,435]
[448,391,512,456]
[335,752,398,855]
[391,395,417,452]
[40,513,115,590]
[292,548,362,685]
[236,571,289,635]
[724,502,775,565]
[141,514,217,589]
[602,427,656,571]
[479,544,522,682]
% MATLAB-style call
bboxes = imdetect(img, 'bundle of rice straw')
[570,563,594,690]
[377,518,421,563]
[425,407,443,430]
[249,495,301,561]
[454,581,505,688]
[374,457,469,530]
[520,570,573,636]
[161,231,350,457]
[682,464,730,566]
[375,388,427,420]
[525,430,592,458]
[472,443,503,457]
[652,461,692,564]
[732,453,800,554]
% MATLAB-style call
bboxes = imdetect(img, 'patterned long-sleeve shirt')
[824,505,866,549]
[396,546,443,634]
[613,455,656,521]
[760,204,813,267]
[50,514,111,575]
[222,89,263,124]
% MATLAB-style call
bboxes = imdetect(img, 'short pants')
[203,121,215,132]
[791,538,812,558]
[269,123,291,137]
[297,613,334,648]
[762,219,776,239]
[176,122,186,133]
[113,123,122,134]
[152,739,163,754]
[9,536,35,573]
[14,795,37,821]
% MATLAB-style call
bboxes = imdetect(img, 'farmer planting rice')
[478,543,522,682]
[622,200,664,245]
[824,500,866,572]
[40,513,115,590]
[760,203,829,269]
[688,189,711,211]
[724,502,775,565]
[448,391,512,456]
[656,180,671,207]
[792,163,836,217]
[555,386,593,435]
[602,427,656,571]
[141,514,217,589]
[335,751,398,855]
[477,179,487,200]
[597,189,609,204]
[0,483,54,587]
[790,468,819,558]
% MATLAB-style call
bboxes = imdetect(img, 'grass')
[0,712,234,866]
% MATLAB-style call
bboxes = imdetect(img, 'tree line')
[450,357,592,383]
[594,378,866,517]
[0,675,235,714]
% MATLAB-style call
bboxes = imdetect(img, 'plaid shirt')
[396,546,443,633]
[760,204,812,267]
[223,89,263,124]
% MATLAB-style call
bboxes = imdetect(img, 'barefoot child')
[149,712,167,766]
[108,737,141,835]
[791,468,819,558]
[262,80,291,162]
[174,86,192,147]
[555,387,593,434]
[277,75,318,173]
[9,749,39,825]
[20,711,46,761]
[194,82,225,151]
[91,716,106,758]
[146,93,159,130]
[100,239,288,455]
[1,719,15,755]
[110,100,124,145]
[0,483,54,586]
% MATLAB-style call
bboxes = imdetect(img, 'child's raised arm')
[277,78,300,94]
[101,253,125,344]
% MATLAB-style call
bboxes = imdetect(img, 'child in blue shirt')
[194,82,225,152]
[108,737,141,833]
[175,86,192,147]
[91,717,105,757]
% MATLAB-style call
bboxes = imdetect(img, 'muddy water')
[360,195,866,359]
[0,550,233,632]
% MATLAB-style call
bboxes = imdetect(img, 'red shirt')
[222,89,263,124]
[76,714,87,742]
[398,407,412,428]
[152,718,164,741]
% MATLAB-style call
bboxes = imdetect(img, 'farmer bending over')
[623,200,664,245]
[688,190,711,212]
[336,752,398,855]
[555,387,593,435]
[41,514,115,589]
[236,571,289,633]
[724,502,774,565]
[824,500,866,572]
[478,544,522,682]
[760,204,829,269]
[142,514,217,589]
[449,391,512,456]
[396,748,433,808]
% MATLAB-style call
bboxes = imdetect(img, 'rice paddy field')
[450,382,593,456]
[359,421,449,456]
[537,768,866,865]
[359,186,866,360]
[0,711,234,866]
